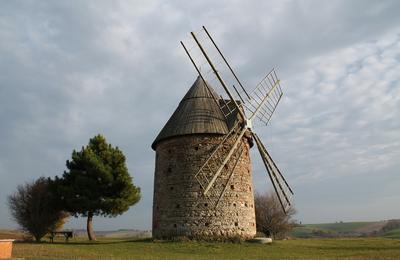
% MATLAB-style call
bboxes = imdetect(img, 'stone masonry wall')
[152,133,256,239]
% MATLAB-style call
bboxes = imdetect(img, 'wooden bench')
[49,231,74,243]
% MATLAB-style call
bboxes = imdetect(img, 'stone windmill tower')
[152,77,255,239]
[152,27,293,240]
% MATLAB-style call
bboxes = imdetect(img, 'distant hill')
[0,229,25,240]
[382,228,400,239]
[3,220,399,241]
[0,229,152,241]
[72,229,152,238]
[291,220,400,239]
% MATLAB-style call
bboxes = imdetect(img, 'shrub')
[254,192,296,239]
[7,177,68,242]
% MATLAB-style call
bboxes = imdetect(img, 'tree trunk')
[87,211,96,241]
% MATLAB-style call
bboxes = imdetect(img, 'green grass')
[12,237,400,259]
[383,228,400,239]
[305,222,375,233]
[291,226,319,238]
[290,222,382,238]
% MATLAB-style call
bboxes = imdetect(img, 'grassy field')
[290,221,400,238]
[383,228,400,239]
[0,229,24,239]
[11,237,400,259]
[305,222,376,233]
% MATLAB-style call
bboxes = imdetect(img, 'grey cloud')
[1,0,399,230]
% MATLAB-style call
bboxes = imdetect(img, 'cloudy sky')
[1,0,399,231]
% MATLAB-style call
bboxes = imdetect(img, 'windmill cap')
[151,77,229,150]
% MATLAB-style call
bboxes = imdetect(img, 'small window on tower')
[174,224,177,228]
[167,167,172,173]
[234,222,238,227]
[176,204,180,209]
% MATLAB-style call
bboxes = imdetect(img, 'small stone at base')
[249,237,273,244]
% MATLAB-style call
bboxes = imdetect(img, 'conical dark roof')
[152,77,229,150]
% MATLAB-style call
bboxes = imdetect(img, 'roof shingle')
[152,77,229,150]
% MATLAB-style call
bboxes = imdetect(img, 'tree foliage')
[254,192,296,239]
[7,177,68,242]
[52,134,141,240]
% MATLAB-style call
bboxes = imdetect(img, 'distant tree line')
[7,134,141,242]
[381,219,400,233]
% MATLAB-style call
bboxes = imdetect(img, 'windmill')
[180,26,294,214]
[151,26,293,240]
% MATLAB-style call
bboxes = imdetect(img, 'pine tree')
[52,134,141,240]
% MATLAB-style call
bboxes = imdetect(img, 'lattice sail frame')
[181,26,293,213]
[253,133,294,213]
[245,69,283,126]
[194,121,246,207]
